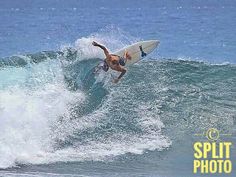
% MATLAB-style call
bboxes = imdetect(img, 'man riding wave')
[92,41,131,83]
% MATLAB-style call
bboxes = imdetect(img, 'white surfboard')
[113,40,160,66]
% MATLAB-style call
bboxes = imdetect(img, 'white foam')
[0,60,84,168]
[37,134,170,164]
[73,26,139,61]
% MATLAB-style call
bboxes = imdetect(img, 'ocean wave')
[0,35,236,169]
[0,40,170,168]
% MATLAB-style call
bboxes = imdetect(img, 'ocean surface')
[0,0,236,176]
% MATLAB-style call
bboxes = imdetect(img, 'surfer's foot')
[125,51,132,60]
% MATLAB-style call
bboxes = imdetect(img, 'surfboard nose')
[155,40,160,45]
[152,40,160,47]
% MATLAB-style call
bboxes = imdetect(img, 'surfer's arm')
[92,41,110,58]
[113,67,126,83]
[118,68,126,79]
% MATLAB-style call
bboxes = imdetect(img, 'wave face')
[0,36,236,169]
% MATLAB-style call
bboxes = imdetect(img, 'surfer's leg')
[93,61,109,73]
[93,65,102,73]
[102,60,109,72]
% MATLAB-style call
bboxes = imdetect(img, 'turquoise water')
[0,0,236,176]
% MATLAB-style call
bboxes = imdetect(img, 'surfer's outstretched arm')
[92,41,110,58]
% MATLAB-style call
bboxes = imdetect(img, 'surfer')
[92,41,131,83]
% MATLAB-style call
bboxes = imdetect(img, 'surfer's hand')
[112,78,120,84]
[92,41,98,46]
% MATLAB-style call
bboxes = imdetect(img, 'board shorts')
[118,56,126,66]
